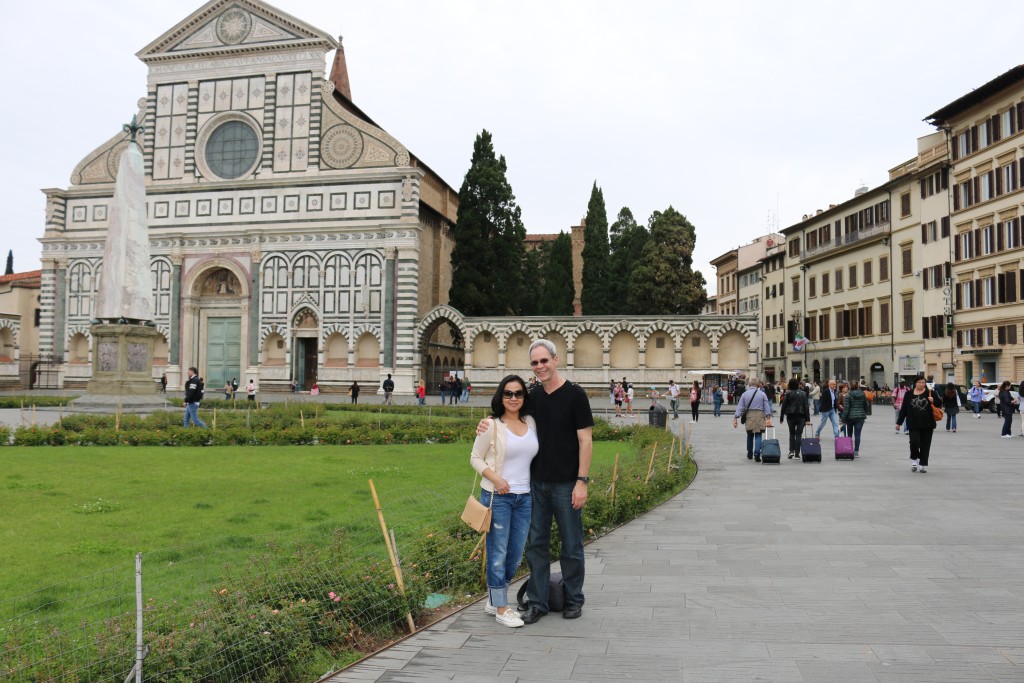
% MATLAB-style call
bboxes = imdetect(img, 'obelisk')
[73,116,168,413]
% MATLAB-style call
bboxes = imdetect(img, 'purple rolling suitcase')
[834,435,855,460]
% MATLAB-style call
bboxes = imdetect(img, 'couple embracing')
[470,340,594,627]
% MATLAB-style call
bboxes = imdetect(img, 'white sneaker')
[484,601,520,618]
[495,610,524,627]
[1001,435,1013,438]
[919,467,927,473]
[911,459,919,472]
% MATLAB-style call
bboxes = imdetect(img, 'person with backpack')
[183,367,207,428]
[779,378,809,459]
[841,380,870,458]
[941,382,960,432]
[896,377,939,473]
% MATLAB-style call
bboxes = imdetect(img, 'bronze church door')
[205,317,241,391]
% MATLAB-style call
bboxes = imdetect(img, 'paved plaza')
[328,405,1024,682]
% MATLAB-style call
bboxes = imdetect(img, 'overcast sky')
[4,1,1022,294]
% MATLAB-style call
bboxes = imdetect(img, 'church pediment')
[319,82,410,170]
[137,0,336,63]
[71,100,148,186]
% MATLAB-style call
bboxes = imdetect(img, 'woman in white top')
[470,375,539,628]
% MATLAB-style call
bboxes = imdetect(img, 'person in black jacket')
[896,377,938,472]
[779,378,810,459]
[382,373,395,405]
[998,381,1017,437]
[183,367,207,428]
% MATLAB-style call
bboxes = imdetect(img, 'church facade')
[38,0,756,396]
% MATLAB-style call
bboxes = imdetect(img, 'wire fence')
[1,427,691,683]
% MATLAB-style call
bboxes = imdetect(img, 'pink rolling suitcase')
[834,435,855,460]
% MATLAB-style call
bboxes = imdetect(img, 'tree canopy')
[538,232,575,316]
[627,206,708,315]
[580,182,610,314]
[608,207,648,312]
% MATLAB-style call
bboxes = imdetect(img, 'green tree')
[520,245,545,316]
[628,206,708,315]
[580,182,610,314]
[608,207,648,313]
[538,232,575,315]
[448,130,527,316]
[4,250,12,275]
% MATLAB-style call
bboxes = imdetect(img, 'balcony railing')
[800,222,890,261]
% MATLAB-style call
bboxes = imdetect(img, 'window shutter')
[1008,272,1018,303]
[1011,325,1019,344]
[1018,102,1024,131]
[971,125,979,152]
[922,317,929,339]
[923,273,929,290]
[993,114,1002,142]
[998,273,1006,303]
[997,168,1004,195]
[957,331,963,347]
[945,261,951,279]
[953,186,960,211]
[975,229,982,256]
[998,226,1005,252]
[973,176,980,203]
[955,235,961,261]
[952,137,959,161]
[1020,269,1024,300]
[941,216,950,237]
[999,326,1007,345]
[921,224,928,244]
[941,168,949,190]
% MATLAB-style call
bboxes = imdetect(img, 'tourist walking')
[893,380,909,434]
[223,379,232,400]
[613,382,624,417]
[808,381,821,415]
[625,384,635,416]
[815,379,841,439]
[896,377,938,472]
[732,380,773,461]
[998,381,1017,437]
[246,378,256,402]
[668,380,680,420]
[779,378,809,459]
[160,373,167,394]
[609,379,616,406]
[349,381,360,404]
[941,382,960,432]
[967,380,985,418]
[841,380,869,457]
[470,374,538,628]
[689,380,701,423]
[416,380,426,406]
[382,373,395,405]
[183,367,207,428]
[712,385,723,417]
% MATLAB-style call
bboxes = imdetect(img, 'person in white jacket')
[470,374,538,628]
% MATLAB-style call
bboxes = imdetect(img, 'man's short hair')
[529,339,556,358]
[188,366,198,374]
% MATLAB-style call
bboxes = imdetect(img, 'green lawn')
[1,441,628,603]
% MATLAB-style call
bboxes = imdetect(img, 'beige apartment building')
[760,241,787,384]
[927,66,1024,386]
[711,249,738,315]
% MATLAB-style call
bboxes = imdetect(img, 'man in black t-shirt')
[521,339,594,623]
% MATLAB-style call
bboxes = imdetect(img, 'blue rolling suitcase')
[801,423,821,463]
[761,427,782,464]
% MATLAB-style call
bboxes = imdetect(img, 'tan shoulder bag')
[460,420,501,533]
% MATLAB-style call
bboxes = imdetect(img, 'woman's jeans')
[786,418,805,454]
[971,400,981,416]
[1002,410,1014,436]
[847,418,865,452]
[481,489,532,609]
[945,408,958,430]
[713,399,723,417]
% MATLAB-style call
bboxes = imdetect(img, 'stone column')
[169,254,182,365]
[249,251,261,365]
[383,249,396,368]
[54,258,67,361]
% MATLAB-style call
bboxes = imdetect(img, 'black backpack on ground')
[517,572,566,612]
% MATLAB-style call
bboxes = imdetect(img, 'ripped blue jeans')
[481,489,532,609]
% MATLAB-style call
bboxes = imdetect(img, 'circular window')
[204,120,259,179]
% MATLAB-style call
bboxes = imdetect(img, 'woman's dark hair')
[787,378,799,391]
[1000,380,1011,391]
[693,380,700,389]
[944,382,956,397]
[491,375,530,419]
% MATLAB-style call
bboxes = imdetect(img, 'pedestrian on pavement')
[183,367,207,428]
[942,382,960,432]
[896,376,938,472]
[246,378,256,402]
[998,381,1017,437]
[893,380,910,434]
[470,374,538,628]
[382,373,395,405]
[440,380,448,405]
[625,384,635,416]
[841,380,869,457]
[967,380,985,418]
[349,381,360,404]
[609,379,616,406]
[733,379,773,461]
[668,380,680,420]
[712,385,723,417]
[223,379,232,400]
[809,381,821,415]
[815,379,841,439]
[762,380,776,415]
[416,380,426,406]
[613,382,624,417]
[837,382,850,436]
[160,373,167,394]
[689,380,701,423]
[779,377,809,459]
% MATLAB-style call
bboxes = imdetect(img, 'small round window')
[205,120,259,179]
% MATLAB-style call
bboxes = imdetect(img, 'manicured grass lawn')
[0,442,627,604]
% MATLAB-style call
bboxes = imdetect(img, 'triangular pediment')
[137,0,336,62]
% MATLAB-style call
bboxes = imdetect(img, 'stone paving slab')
[327,409,1024,682]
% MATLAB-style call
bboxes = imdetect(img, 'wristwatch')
[577,476,590,484]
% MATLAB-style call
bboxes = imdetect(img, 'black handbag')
[517,572,566,612]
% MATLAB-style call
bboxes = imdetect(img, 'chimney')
[329,36,352,101]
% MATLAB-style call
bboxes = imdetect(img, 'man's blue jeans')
[183,402,206,428]
[815,409,839,438]
[670,398,679,418]
[746,430,763,457]
[481,490,531,609]
[525,480,585,612]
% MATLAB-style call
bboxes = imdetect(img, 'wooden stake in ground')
[667,437,676,474]
[645,442,659,485]
[368,479,416,633]
[610,453,620,507]
[300,410,305,429]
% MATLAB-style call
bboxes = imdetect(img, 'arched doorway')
[870,362,885,391]
[182,263,248,390]
[813,360,821,384]
[416,309,465,394]
[292,308,320,391]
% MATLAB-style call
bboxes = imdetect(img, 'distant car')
[979,383,1020,413]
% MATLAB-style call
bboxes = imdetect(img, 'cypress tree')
[628,206,708,315]
[580,182,610,314]
[448,130,527,315]
[4,250,12,275]
[538,232,575,316]
[608,207,648,313]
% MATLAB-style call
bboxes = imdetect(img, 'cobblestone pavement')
[327,403,1024,682]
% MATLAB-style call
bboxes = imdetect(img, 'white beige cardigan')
[469,415,537,492]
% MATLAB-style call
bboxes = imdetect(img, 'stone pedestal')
[71,324,170,413]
